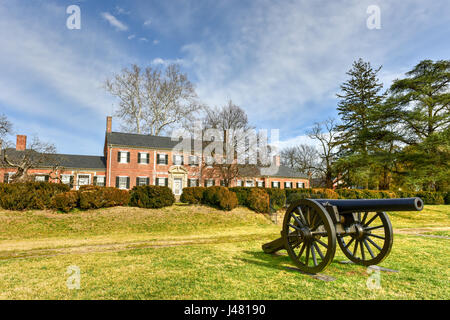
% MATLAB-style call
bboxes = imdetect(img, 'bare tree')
[1,136,63,183]
[201,101,258,187]
[0,114,12,140]
[308,118,340,189]
[281,144,318,179]
[105,63,200,135]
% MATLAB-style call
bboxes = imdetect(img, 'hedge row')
[0,182,69,210]
[0,182,176,212]
[181,186,449,212]
[181,186,238,211]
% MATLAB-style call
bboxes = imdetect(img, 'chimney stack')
[106,116,112,133]
[16,135,27,151]
[273,155,280,167]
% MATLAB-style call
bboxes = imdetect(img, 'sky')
[0,0,448,155]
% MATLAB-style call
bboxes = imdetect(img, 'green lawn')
[0,204,448,299]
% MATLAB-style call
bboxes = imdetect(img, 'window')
[173,154,183,165]
[205,179,214,187]
[189,155,199,166]
[257,181,264,188]
[285,182,292,188]
[236,180,243,187]
[35,175,48,182]
[62,175,74,188]
[118,151,130,163]
[188,179,198,187]
[93,176,105,187]
[116,176,129,189]
[205,156,214,167]
[245,180,254,187]
[296,182,305,188]
[157,178,167,186]
[136,177,149,186]
[3,172,14,184]
[77,174,90,187]
[157,154,168,165]
[138,153,149,164]
[272,181,280,188]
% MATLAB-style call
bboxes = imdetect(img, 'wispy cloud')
[101,12,128,31]
[128,34,136,40]
[152,58,184,66]
[143,19,152,26]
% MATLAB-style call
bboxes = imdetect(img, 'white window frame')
[157,153,168,165]
[206,179,214,187]
[174,154,183,165]
[119,151,128,164]
[236,180,243,187]
[272,181,280,188]
[157,178,166,186]
[77,174,91,187]
[138,152,149,164]
[35,174,47,182]
[257,181,264,187]
[137,176,148,186]
[245,180,254,187]
[189,155,199,166]
[117,176,128,190]
[297,182,305,188]
[5,172,14,183]
[94,175,105,187]
[285,182,292,188]
[189,179,198,187]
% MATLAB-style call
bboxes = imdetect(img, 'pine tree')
[336,58,385,188]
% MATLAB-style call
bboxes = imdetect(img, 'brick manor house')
[1,117,309,195]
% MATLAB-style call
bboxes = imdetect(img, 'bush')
[129,185,175,208]
[202,186,238,211]
[444,192,450,205]
[265,188,286,210]
[0,182,69,210]
[414,191,444,205]
[51,191,79,213]
[78,186,130,210]
[180,187,206,204]
[228,187,253,206]
[246,188,270,213]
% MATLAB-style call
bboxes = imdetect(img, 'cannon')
[262,198,423,274]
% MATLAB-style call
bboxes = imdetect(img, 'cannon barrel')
[314,197,423,213]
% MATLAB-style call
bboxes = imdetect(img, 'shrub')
[51,191,79,213]
[129,185,175,208]
[265,188,286,210]
[444,192,450,205]
[228,187,253,206]
[180,187,206,204]
[202,186,238,211]
[0,182,69,210]
[312,188,339,199]
[78,186,130,210]
[246,188,270,213]
[414,191,444,205]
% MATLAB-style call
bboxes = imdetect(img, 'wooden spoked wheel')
[282,199,336,274]
[337,211,393,266]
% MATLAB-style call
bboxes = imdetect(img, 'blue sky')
[0,0,448,155]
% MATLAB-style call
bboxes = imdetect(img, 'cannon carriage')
[262,198,424,274]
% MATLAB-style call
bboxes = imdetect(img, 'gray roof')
[2,149,106,170]
[239,164,308,179]
[106,132,181,149]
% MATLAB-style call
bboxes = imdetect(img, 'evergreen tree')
[336,58,385,188]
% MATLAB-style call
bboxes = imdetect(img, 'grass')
[0,204,448,299]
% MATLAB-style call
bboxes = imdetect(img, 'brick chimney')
[16,135,27,151]
[106,116,112,133]
[273,155,280,167]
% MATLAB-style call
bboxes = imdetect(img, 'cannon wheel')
[337,211,393,266]
[282,199,336,274]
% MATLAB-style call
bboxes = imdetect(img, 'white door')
[173,178,182,195]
